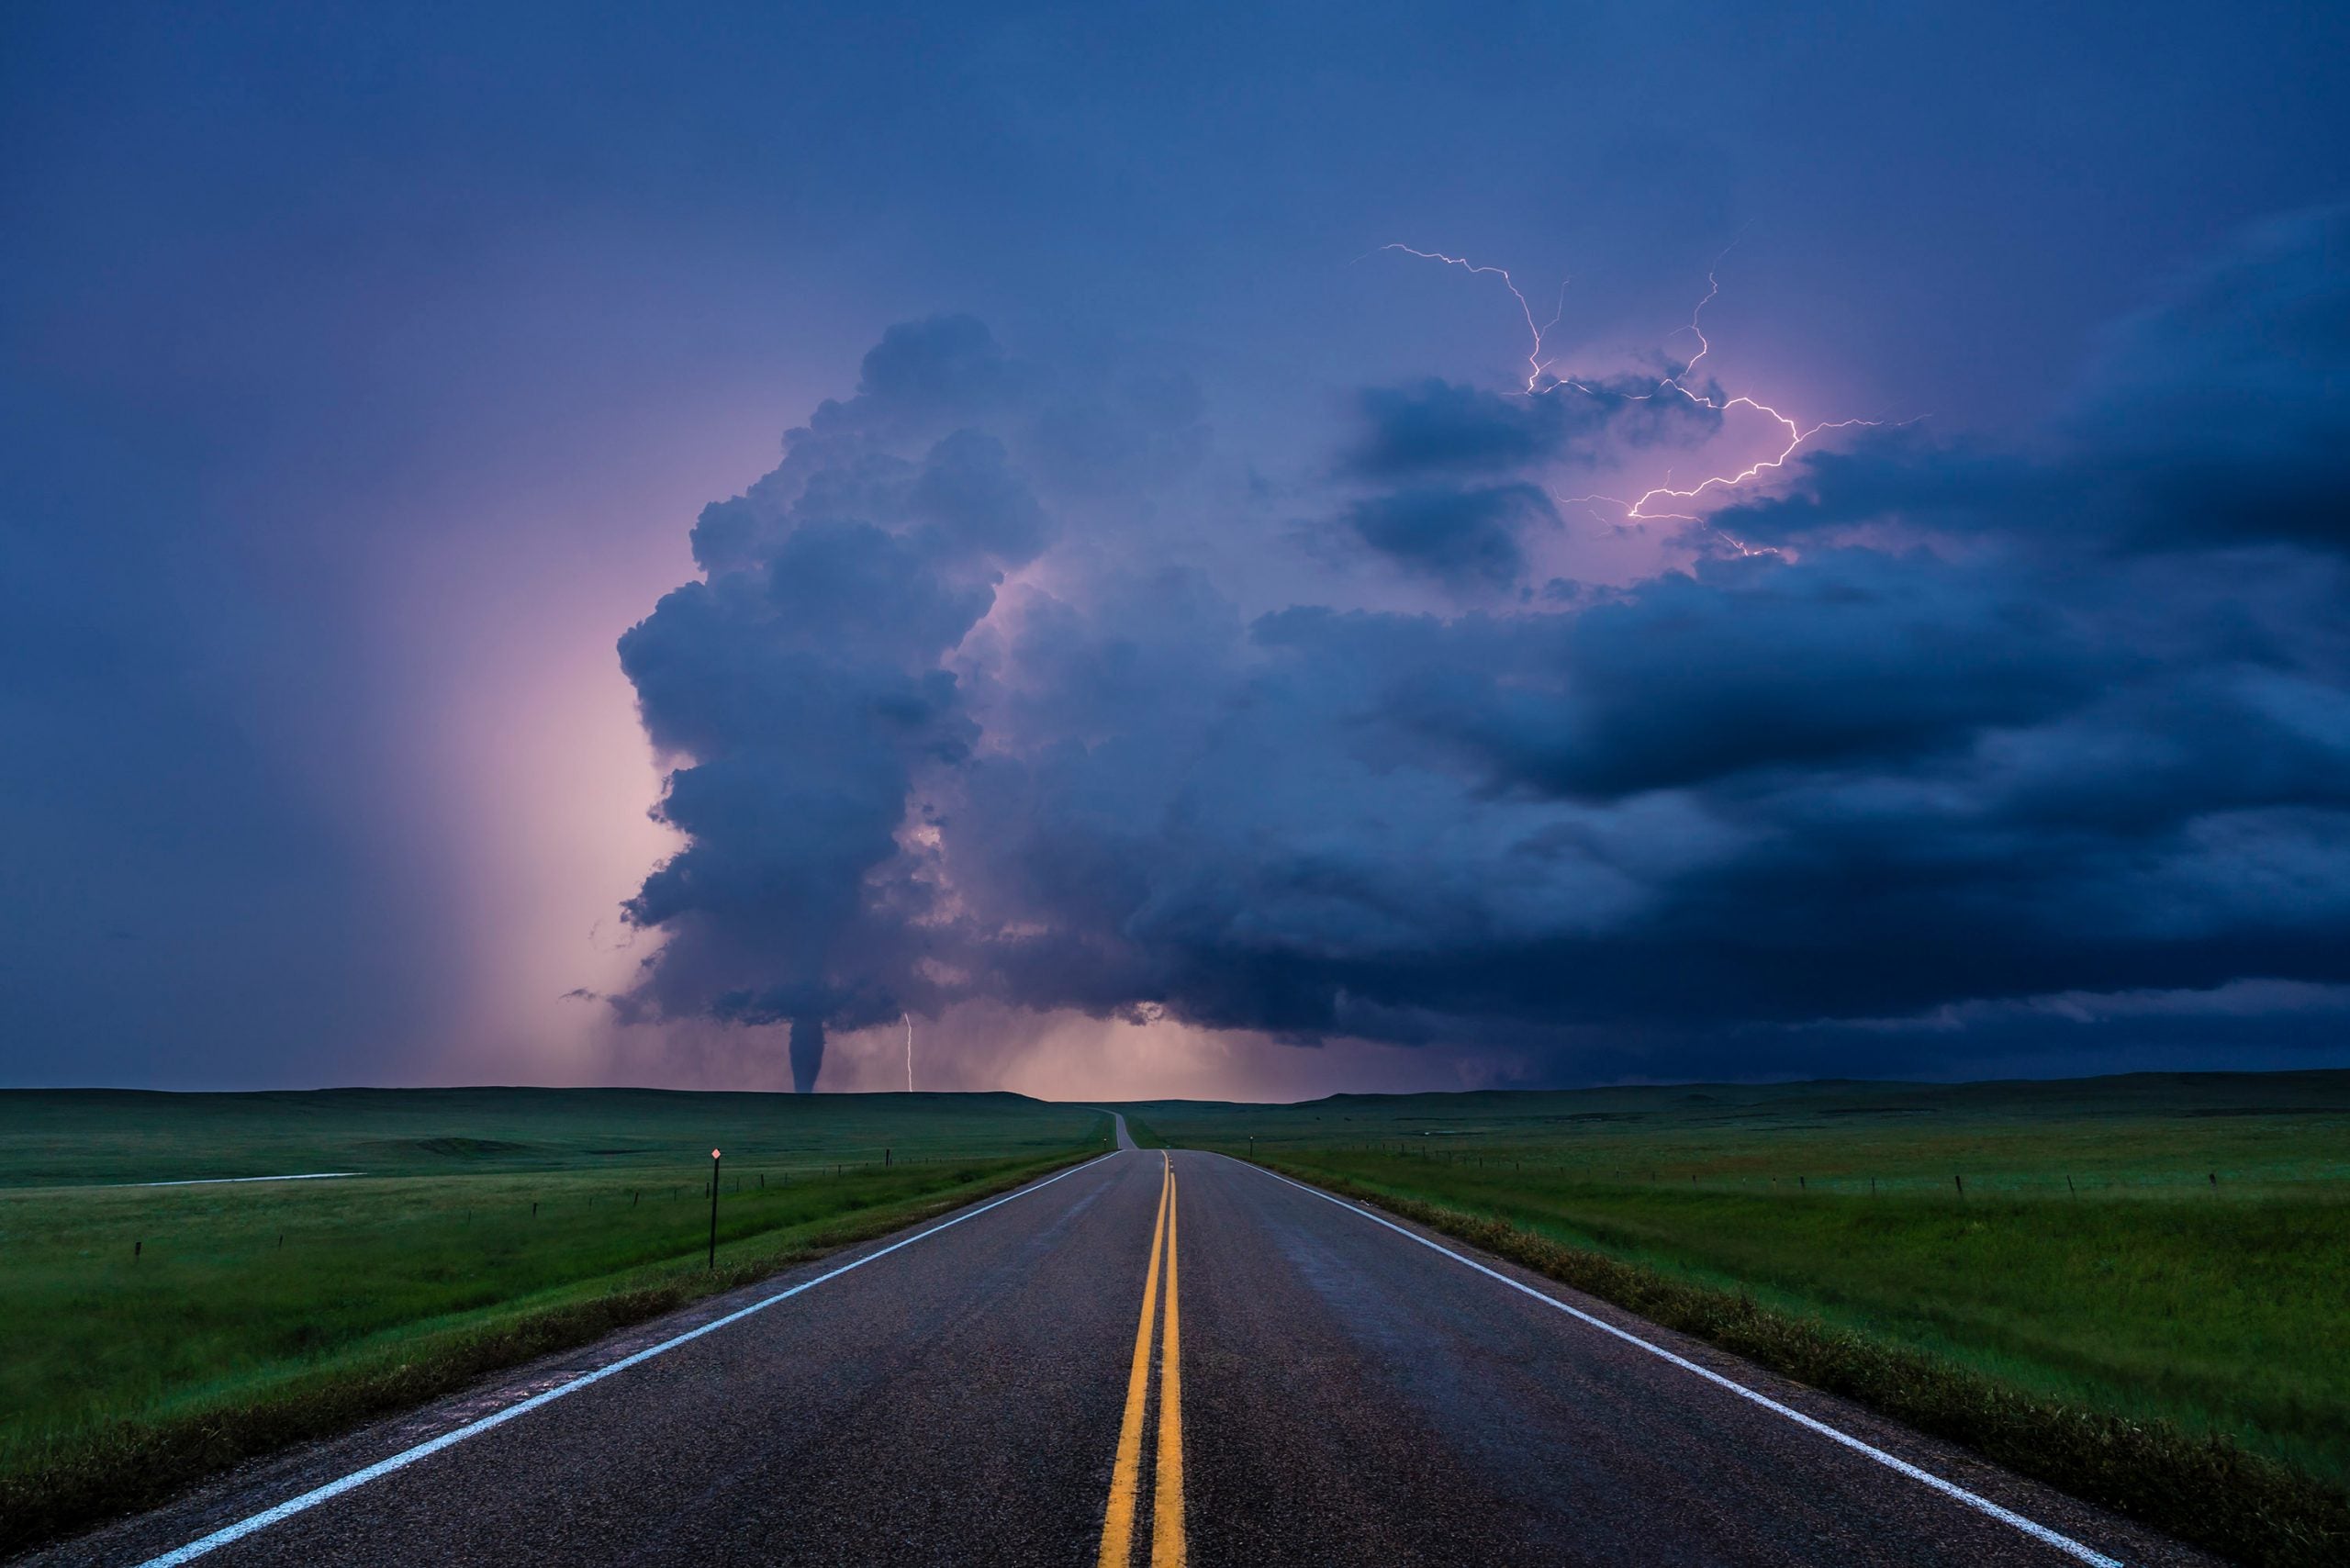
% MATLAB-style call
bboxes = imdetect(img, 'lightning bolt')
[1381,243,1876,538]
[1380,245,1567,395]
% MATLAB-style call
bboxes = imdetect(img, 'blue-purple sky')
[6,2,2348,1096]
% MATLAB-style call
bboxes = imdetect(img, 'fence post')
[709,1148,722,1271]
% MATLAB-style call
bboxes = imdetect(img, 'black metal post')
[709,1148,722,1271]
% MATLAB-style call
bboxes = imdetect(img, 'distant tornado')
[789,1018,825,1093]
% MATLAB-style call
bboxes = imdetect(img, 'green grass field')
[1125,1070,2350,1562]
[0,1089,1109,1552]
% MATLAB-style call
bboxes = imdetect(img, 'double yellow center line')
[1098,1154,1184,1568]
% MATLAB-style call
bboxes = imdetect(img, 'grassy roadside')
[0,1144,1101,1559]
[1125,1077,2349,1469]
[1252,1159,2349,1568]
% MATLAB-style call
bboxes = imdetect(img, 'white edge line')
[134,1151,1124,1568]
[1222,1155,2125,1568]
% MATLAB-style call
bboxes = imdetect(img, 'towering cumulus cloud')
[619,211,2350,1087]
[616,319,1050,1089]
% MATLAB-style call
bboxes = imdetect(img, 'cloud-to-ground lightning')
[1381,243,1876,530]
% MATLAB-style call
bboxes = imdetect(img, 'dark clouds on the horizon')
[615,208,2350,1089]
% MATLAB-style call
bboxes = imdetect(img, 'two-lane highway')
[31,1125,2212,1567]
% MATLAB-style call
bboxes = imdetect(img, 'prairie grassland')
[0,1084,1100,1187]
[0,1089,1108,1551]
[1128,1071,2350,1488]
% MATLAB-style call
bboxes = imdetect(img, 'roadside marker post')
[708,1149,722,1271]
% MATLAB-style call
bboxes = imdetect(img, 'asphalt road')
[37,1119,2213,1568]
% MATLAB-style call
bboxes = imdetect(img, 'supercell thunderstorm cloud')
[614,209,2350,1091]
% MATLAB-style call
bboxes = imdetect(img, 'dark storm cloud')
[1325,370,1729,589]
[1347,380,1564,476]
[2068,207,2350,551]
[11,0,2348,1094]
[621,211,2350,1082]
[1728,208,2350,559]
[1344,375,1724,481]
[618,319,1051,1089]
[1338,483,1558,588]
[1360,546,2109,799]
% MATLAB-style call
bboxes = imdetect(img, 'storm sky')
[6,2,2347,1093]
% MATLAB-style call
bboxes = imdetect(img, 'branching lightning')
[1381,242,1875,534]
[1381,245,1568,395]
